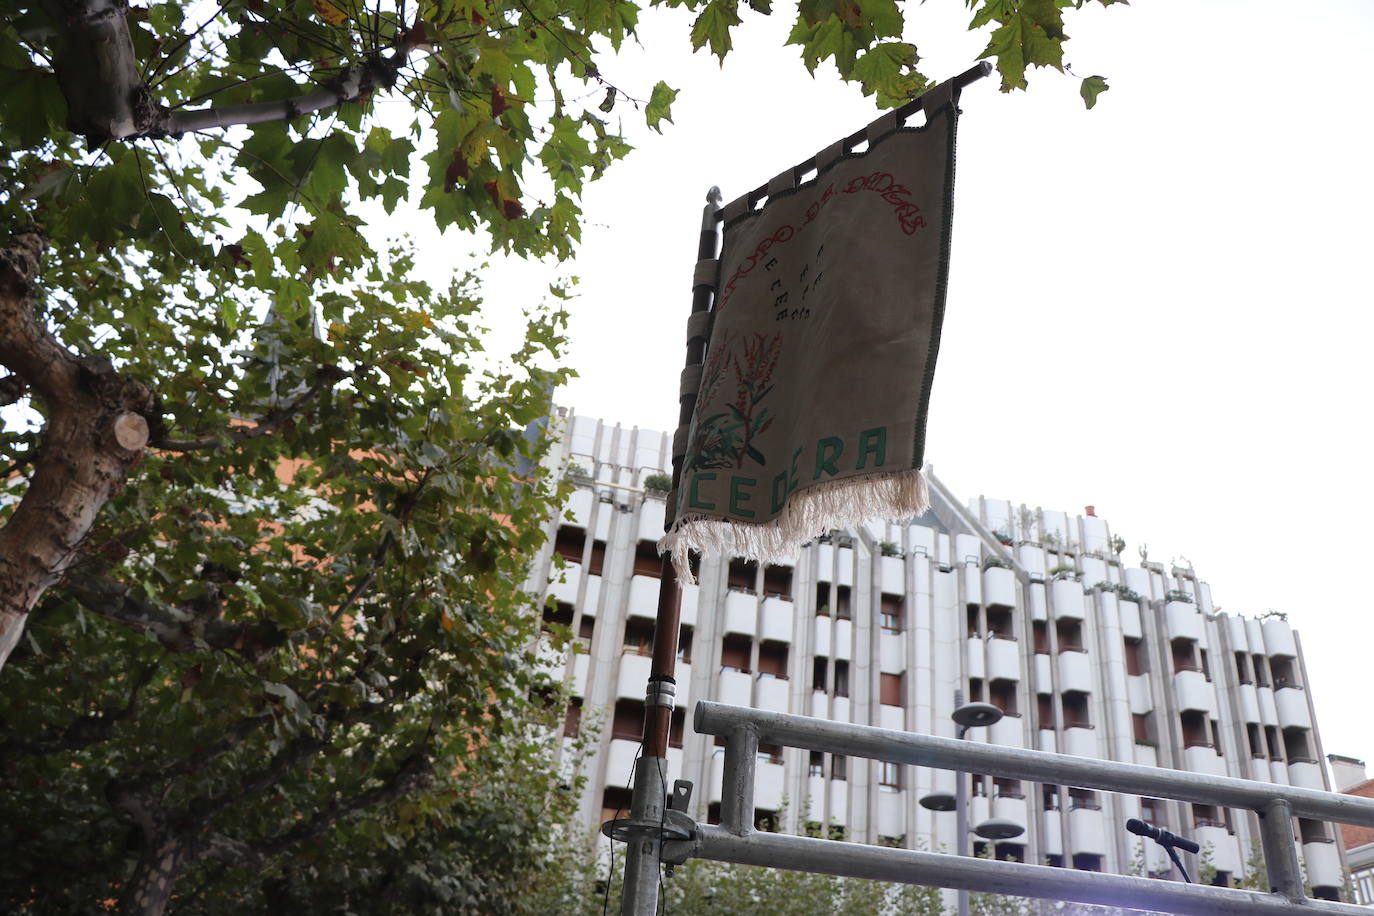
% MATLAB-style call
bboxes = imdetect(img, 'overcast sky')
[408,1,1374,769]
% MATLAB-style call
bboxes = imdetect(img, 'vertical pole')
[620,188,723,916]
[955,689,969,916]
[1258,797,1305,903]
[721,726,759,836]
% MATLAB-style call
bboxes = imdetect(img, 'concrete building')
[1330,755,1374,904]
[530,410,1346,897]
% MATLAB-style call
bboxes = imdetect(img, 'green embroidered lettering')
[790,446,802,494]
[814,437,843,479]
[689,473,716,510]
[771,471,789,513]
[730,476,757,518]
[856,426,887,470]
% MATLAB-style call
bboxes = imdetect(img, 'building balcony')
[1068,806,1108,857]
[833,619,854,661]
[1038,728,1056,754]
[760,596,793,643]
[1248,758,1270,782]
[987,636,1020,680]
[1288,760,1325,791]
[1051,579,1085,620]
[810,689,828,719]
[1269,759,1289,785]
[989,714,1023,747]
[1304,840,1344,891]
[1041,812,1063,855]
[1238,684,1260,723]
[637,499,665,541]
[709,751,725,805]
[607,738,640,789]
[963,563,983,606]
[1058,650,1093,694]
[879,704,904,731]
[1128,674,1152,715]
[1262,618,1298,659]
[548,562,582,605]
[561,487,594,528]
[757,760,785,811]
[617,653,653,701]
[1134,742,1159,767]
[879,632,904,674]
[1173,669,1215,715]
[807,774,827,811]
[1184,744,1227,778]
[723,590,756,637]
[627,574,659,620]
[813,616,832,657]
[1165,601,1203,643]
[1028,583,1047,622]
[881,555,905,594]
[718,669,752,706]
[1257,686,1278,726]
[993,794,1029,832]
[679,582,699,627]
[1275,685,1312,729]
[1118,598,1142,640]
[1063,726,1097,759]
[755,674,790,713]
[984,566,1016,609]
[570,653,589,697]
[1034,654,1052,690]
[966,637,986,680]
[1196,826,1239,873]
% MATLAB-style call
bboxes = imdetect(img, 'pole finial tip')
[706,186,722,204]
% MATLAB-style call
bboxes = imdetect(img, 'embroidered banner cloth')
[661,101,961,578]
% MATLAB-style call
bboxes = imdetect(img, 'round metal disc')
[974,817,1026,840]
[952,702,1005,729]
[919,792,958,812]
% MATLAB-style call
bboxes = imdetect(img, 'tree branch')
[0,655,162,755]
[151,364,347,453]
[44,0,431,142]
[0,229,156,670]
[0,374,25,407]
[63,571,284,659]
[202,747,434,870]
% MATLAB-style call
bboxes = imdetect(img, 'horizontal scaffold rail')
[694,700,1374,827]
[668,827,1372,916]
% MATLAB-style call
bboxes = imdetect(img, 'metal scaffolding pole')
[611,187,722,916]
[661,701,1374,915]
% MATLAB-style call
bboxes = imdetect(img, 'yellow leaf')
[312,0,349,26]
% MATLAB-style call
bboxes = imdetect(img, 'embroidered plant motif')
[688,331,781,470]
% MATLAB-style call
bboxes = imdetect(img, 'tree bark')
[0,230,155,668]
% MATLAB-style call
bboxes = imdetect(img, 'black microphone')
[1126,818,1201,854]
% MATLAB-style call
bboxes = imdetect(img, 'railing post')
[721,725,758,836]
[1258,797,1305,903]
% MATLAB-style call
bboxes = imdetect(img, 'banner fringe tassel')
[658,468,930,585]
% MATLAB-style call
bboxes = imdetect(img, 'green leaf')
[1080,74,1109,109]
[691,0,743,61]
[645,81,678,134]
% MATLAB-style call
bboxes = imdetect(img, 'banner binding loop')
[692,258,719,290]
[685,310,713,345]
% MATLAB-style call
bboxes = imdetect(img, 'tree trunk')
[119,838,188,916]
[0,230,154,668]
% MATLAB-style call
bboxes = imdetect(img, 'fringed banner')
[661,95,961,582]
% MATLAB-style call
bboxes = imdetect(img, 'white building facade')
[530,410,1346,898]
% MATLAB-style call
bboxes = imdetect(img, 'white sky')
[407,1,1374,768]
